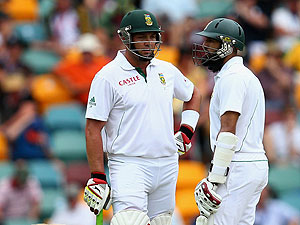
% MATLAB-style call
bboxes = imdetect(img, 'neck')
[223,53,237,65]
[125,50,150,73]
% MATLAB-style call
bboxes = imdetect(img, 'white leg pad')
[110,209,150,225]
[151,212,172,225]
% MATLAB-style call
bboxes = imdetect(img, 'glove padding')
[84,178,112,215]
[194,178,222,218]
[174,131,192,155]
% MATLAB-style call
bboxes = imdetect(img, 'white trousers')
[212,160,269,225]
[108,154,179,219]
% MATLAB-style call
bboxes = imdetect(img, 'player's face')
[193,37,224,72]
[131,32,158,59]
[193,37,221,65]
[203,37,221,49]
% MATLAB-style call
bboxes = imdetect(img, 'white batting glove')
[84,173,112,215]
[194,178,222,219]
[174,125,194,155]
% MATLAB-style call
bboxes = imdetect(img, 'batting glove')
[174,125,194,155]
[84,172,112,215]
[194,178,222,219]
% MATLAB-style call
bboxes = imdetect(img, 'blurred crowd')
[0,0,300,224]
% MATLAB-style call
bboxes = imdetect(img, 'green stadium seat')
[28,160,64,188]
[44,103,85,132]
[13,22,47,44]
[4,218,38,225]
[268,165,300,195]
[51,130,86,162]
[38,0,55,19]
[196,0,233,18]
[279,189,300,212]
[20,49,61,74]
[0,162,14,180]
[40,187,66,221]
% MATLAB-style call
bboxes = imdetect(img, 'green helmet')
[193,18,245,70]
[197,18,245,51]
[117,9,163,60]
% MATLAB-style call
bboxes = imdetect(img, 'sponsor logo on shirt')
[89,96,96,107]
[159,73,166,85]
[119,75,141,86]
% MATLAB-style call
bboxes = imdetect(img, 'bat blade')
[96,210,103,225]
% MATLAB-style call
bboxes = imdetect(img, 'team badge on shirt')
[144,14,153,26]
[88,96,96,107]
[159,73,166,85]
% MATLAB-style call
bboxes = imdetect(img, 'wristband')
[91,172,107,181]
[180,110,200,131]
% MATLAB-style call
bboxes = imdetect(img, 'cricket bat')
[207,185,218,225]
[96,210,103,225]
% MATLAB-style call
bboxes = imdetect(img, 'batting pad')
[151,212,172,225]
[110,209,150,225]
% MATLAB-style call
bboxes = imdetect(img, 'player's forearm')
[85,119,105,173]
[183,86,201,114]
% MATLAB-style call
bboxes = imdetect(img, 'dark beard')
[138,52,154,61]
[202,57,225,73]
[131,43,154,61]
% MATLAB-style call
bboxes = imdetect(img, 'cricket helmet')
[117,9,163,60]
[193,18,245,67]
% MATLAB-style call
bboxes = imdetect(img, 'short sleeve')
[85,75,115,121]
[173,66,194,101]
[218,75,247,116]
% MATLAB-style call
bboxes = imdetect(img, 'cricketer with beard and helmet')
[192,18,269,225]
[83,9,202,225]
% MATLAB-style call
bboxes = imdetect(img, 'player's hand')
[194,178,222,219]
[174,130,192,155]
[84,175,112,215]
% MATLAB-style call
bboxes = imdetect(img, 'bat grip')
[96,210,103,225]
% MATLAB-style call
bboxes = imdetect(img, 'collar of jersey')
[117,50,158,71]
[215,56,243,79]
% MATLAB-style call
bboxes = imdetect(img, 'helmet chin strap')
[127,46,157,60]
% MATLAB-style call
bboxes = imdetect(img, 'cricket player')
[83,9,201,225]
[192,18,269,225]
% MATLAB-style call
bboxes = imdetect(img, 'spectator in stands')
[0,97,52,160]
[0,37,30,75]
[141,0,198,22]
[52,33,111,104]
[49,0,80,48]
[0,11,12,48]
[234,0,272,58]
[49,183,95,225]
[256,43,294,125]
[0,159,42,223]
[264,106,300,166]
[254,185,300,225]
[271,0,300,53]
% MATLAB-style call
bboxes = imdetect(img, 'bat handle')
[212,184,218,191]
[96,210,103,225]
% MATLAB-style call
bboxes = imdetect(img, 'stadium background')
[0,0,299,224]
